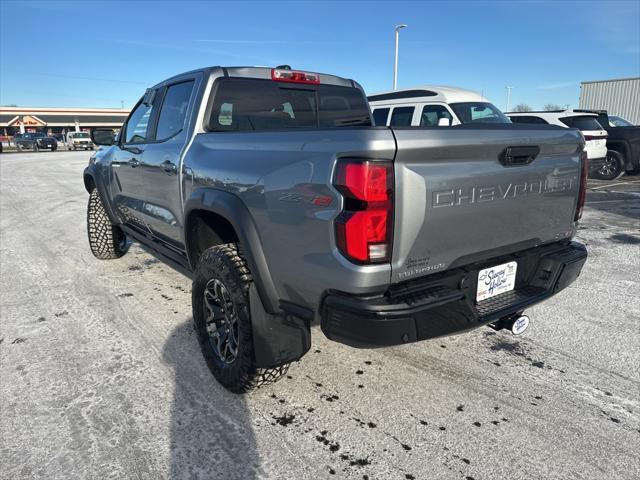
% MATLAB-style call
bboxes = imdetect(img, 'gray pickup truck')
[85,66,588,393]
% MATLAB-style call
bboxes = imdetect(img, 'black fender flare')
[83,163,119,225]
[184,188,279,315]
[607,139,631,166]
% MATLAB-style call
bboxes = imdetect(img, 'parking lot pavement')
[587,175,640,200]
[1,151,639,480]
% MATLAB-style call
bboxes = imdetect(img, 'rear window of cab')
[206,78,372,131]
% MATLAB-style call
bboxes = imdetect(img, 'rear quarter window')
[207,78,371,131]
[509,116,548,125]
[560,116,604,131]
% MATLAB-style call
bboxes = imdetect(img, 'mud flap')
[249,284,311,368]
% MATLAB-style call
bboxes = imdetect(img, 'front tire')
[87,188,127,259]
[595,150,625,181]
[192,244,288,393]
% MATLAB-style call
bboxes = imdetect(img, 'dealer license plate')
[476,261,518,302]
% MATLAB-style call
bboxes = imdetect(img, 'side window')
[471,105,494,121]
[420,105,452,126]
[125,99,154,144]
[389,106,414,126]
[155,81,195,141]
[559,116,603,131]
[372,108,390,126]
[511,116,547,125]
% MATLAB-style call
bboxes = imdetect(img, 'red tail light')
[575,150,588,221]
[271,68,320,84]
[334,160,393,263]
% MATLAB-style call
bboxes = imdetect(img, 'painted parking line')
[589,181,640,191]
[586,198,638,204]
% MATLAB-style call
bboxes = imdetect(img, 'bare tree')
[513,104,533,112]
[543,104,562,111]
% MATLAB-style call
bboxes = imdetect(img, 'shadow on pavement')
[162,320,260,480]
[585,192,640,221]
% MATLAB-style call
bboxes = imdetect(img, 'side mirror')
[91,128,116,146]
[438,117,451,127]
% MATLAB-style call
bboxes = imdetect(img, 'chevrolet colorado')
[85,66,588,393]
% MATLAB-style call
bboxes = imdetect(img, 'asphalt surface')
[1,151,639,480]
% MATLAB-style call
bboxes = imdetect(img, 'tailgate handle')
[499,146,540,166]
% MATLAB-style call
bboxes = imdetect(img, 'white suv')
[507,110,608,178]
[368,86,510,127]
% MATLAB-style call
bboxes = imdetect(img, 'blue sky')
[1,0,638,110]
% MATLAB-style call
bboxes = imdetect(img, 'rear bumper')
[321,241,587,348]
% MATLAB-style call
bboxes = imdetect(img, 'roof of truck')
[367,85,489,104]
[506,110,599,120]
[153,66,357,89]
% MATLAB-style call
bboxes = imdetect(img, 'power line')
[4,70,150,85]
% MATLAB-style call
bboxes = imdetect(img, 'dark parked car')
[15,132,57,152]
[576,109,640,179]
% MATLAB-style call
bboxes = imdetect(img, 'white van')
[65,131,94,151]
[368,86,510,127]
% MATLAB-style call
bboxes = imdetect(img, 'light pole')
[393,24,407,90]
[505,86,513,112]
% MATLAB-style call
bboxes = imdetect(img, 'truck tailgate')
[390,126,582,283]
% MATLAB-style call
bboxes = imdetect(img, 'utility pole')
[505,86,513,112]
[393,24,407,90]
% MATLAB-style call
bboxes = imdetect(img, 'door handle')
[161,160,177,173]
[499,146,540,166]
[128,158,140,168]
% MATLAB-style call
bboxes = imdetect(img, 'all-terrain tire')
[87,188,127,259]
[594,150,625,181]
[192,244,288,393]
